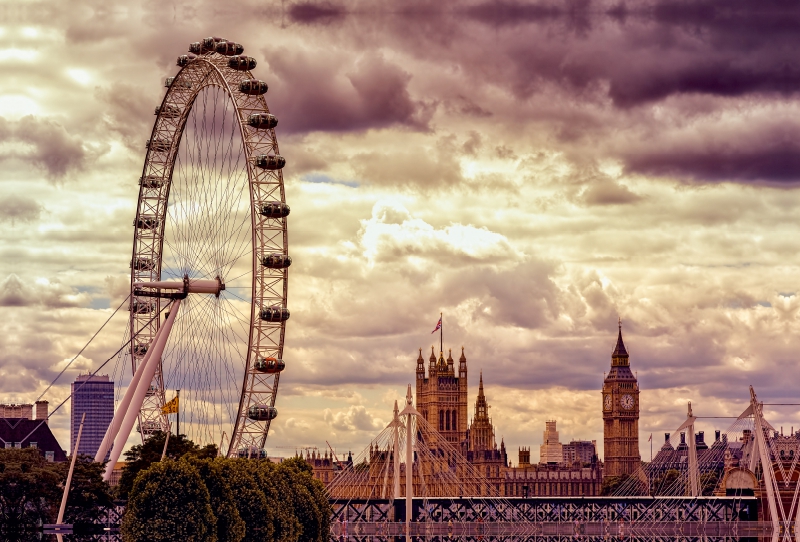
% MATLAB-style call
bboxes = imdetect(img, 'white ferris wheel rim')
[128,38,289,457]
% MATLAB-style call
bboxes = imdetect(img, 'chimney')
[715,430,720,442]
[664,432,670,443]
[35,401,48,424]
[680,432,686,444]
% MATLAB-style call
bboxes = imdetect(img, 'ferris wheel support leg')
[103,300,182,482]
[94,324,166,464]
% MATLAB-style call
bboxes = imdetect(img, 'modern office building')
[71,374,114,459]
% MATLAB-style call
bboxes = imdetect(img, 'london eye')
[120,37,290,460]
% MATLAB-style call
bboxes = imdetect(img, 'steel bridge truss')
[330,497,760,540]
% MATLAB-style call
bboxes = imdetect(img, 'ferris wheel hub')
[133,275,225,298]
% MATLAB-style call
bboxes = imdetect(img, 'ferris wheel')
[122,37,290,460]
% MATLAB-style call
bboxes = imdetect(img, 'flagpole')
[176,389,180,437]
[440,312,443,354]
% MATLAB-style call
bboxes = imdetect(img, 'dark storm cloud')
[95,83,160,151]
[0,275,91,309]
[0,275,29,307]
[0,195,42,225]
[290,0,800,108]
[624,125,800,183]
[627,147,800,184]
[288,2,346,24]
[14,116,86,178]
[266,49,432,134]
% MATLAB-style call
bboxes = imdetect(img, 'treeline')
[0,448,114,540]
[121,455,330,542]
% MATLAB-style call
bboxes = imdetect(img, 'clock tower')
[602,322,640,478]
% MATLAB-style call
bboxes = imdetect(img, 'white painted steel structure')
[101,37,290,467]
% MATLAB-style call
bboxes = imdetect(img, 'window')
[45,451,54,462]
[14,442,21,449]
[29,442,37,449]
[3,443,10,449]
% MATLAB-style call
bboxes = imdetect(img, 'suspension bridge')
[324,385,798,542]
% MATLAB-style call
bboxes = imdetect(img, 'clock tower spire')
[602,320,640,479]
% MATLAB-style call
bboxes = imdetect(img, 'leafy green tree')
[700,471,719,496]
[600,474,629,496]
[117,431,217,498]
[253,460,301,542]
[186,458,245,542]
[0,448,61,534]
[651,469,683,495]
[280,457,330,542]
[61,456,115,525]
[219,459,274,542]
[121,459,216,542]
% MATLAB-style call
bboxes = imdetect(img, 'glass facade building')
[71,374,114,459]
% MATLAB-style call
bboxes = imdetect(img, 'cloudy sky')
[3,0,800,463]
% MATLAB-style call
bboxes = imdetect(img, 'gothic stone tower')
[466,371,508,475]
[602,323,640,478]
[416,346,468,448]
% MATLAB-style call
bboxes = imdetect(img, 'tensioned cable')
[35,293,130,403]
[18,300,173,447]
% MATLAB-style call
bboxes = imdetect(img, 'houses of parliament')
[307,324,641,497]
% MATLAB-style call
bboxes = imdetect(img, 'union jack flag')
[431,316,442,334]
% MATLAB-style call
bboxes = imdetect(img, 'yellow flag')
[161,396,179,414]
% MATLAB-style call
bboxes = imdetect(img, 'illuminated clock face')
[621,394,634,410]
[604,394,612,410]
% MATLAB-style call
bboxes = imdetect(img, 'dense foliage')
[122,455,330,542]
[116,431,217,498]
[0,448,113,538]
[120,459,217,542]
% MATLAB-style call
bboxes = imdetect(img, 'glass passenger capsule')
[228,55,257,71]
[236,446,268,459]
[145,384,158,396]
[262,253,292,268]
[215,41,244,56]
[254,154,285,170]
[254,357,285,373]
[247,113,278,130]
[139,175,164,189]
[239,79,269,95]
[133,343,149,357]
[248,405,278,421]
[164,77,192,89]
[155,105,181,119]
[259,201,290,218]
[136,420,161,434]
[130,257,155,271]
[176,53,197,67]
[129,300,155,314]
[189,36,226,54]
[136,216,160,230]
[259,306,290,322]
[146,139,171,152]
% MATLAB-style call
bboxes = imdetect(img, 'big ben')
[602,322,640,478]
